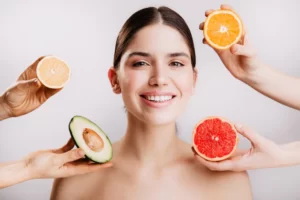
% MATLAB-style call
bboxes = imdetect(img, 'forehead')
[124,24,190,56]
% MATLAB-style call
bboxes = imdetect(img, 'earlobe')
[192,68,198,95]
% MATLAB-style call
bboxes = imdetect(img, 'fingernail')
[77,149,85,157]
[233,46,239,53]
[106,163,113,167]
[33,78,41,87]
[191,147,196,154]
[235,123,243,130]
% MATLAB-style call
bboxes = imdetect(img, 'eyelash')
[170,61,184,67]
[132,61,184,67]
[132,61,148,67]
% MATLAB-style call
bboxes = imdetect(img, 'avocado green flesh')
[69,115,113,163]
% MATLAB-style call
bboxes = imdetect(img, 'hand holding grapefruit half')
[192,116,238,161]
[36,55,71,89]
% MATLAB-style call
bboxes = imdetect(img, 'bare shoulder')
[180,140,253,200]
[50,172,95,200]
[207,170,252,200]
[50,141,121,200]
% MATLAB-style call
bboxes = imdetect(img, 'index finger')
[234,124,266,147]
[63,161,113,177]
[220,4,234,10]
[205,9,214,17]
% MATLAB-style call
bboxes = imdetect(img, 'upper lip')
[140,91,177,96]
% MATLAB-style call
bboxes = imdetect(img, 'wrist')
[0,159,32,189]
[241,62,271,87]
[22,156,41,180]
[0,94,11,120]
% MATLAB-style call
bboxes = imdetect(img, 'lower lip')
[140,96,175,108]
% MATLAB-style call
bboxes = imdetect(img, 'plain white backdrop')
[0,0,299,199]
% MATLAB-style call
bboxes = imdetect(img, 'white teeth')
[145,95,173,102]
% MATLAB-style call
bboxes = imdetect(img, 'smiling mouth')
[140,95,176,102]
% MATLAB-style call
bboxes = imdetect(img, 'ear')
[192,68,198,95]
[108,67,121,94]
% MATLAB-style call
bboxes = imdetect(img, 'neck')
[119,112,179,167]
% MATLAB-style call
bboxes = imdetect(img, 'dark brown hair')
[113,6,196,68]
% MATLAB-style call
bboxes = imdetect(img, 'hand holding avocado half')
[0,57,112,189]
[0,138,112,189]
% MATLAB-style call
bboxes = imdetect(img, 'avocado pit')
[82,128,104,152]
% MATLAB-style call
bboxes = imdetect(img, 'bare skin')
[51,137,252,200]
[51,112,252,200]
[51,7,252,199]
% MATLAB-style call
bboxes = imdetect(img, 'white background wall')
[1,0,299,199]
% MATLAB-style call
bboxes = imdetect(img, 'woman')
[0,56,112,189]
[50,6,253,200]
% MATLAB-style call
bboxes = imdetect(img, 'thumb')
[17,78,42,92]
[234,124,265,147]
[56,148,85,165]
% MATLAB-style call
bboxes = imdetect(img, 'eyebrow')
[127,51,190,59]
[128,52,150,58]
[168,52,190,59]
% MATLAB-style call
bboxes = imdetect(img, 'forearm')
[0,159,32,189]
[244,63,300,110]
[0,95,11,121]
[281,141,300,167]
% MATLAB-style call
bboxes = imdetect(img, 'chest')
[85,171,211,200]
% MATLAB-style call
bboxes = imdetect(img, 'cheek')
[176,72,195,95]
[120,69,148,93]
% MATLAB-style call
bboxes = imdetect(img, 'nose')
[148,64,169,87]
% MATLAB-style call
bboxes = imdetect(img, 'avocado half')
[69,115,113,163]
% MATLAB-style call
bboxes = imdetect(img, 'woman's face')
[109,23,197,125]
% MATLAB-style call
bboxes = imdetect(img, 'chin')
[139,110,180,126]
[144,116,176,126]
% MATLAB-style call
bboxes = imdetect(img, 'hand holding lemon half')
[0,55,71,119]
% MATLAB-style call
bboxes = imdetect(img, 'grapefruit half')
[192,116,238,161]
[36,55,70,89]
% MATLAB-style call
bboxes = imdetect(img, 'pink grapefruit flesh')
[192,116,238,161]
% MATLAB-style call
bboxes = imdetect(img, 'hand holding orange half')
[0,55,70,118]
[200,4,263,82]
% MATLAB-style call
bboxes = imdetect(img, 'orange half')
[204,9,243,50]
[36,56,71,89]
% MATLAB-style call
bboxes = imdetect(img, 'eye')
[170,61,184,67]
[132,61,149,67]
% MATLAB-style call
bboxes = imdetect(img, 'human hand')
[200,4,264,82]
[25,138,113,179]
[0,56,62,118]
[193,124,298,171]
